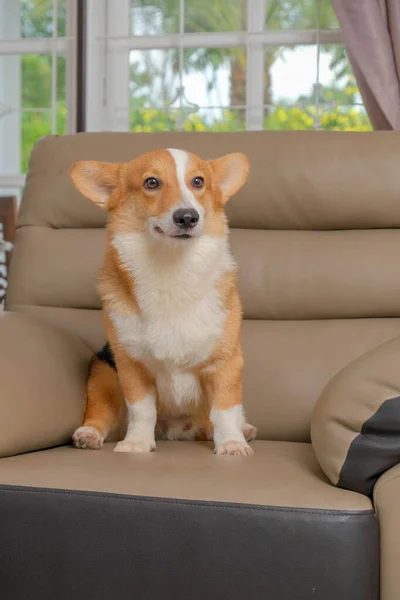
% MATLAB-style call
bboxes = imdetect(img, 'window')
[0,0,77,201]
[0,0,371,202]
[85,0,371,134]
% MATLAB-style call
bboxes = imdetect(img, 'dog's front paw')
[73,426,103,450]
[114,439,156,453]
[214,440,253,456]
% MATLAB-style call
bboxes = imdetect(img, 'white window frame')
[0,0,78,199]
[86,0,344,133]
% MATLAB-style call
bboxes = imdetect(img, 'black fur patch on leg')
[96,342,117,371]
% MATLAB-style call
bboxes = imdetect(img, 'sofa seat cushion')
[0,441,378,600]
[0,440,374,508]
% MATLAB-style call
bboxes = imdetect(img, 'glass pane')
[266,0,339,30]
[130,48,246,114]
[267,45,317,107]
[21,0,67,38]
[130,0,180,35]
[20,52,65,111]
[183,48,246,108]
[0,1,66,39]
[130,49,179,109]
[264,104,318,130]
[130,0,248,35]
[21,110,51,172]
[184,0,247,33]
[21,53,53,109]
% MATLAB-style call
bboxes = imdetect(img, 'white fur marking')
[211,405,247,447]
[114,392,157,453]
[167,148,204,217]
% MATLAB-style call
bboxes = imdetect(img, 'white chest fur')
[110,233,234,407]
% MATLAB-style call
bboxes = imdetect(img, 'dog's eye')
[192,176,204,189]
[144,177,160,190]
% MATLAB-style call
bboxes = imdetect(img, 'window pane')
[21,0,67,38]
[183,48,246,108]
[0,110,53,175]
[21,110,52,172]
[267,45,318,107]
[0,0,68,181]
[19,52,65,113]
[130,0,248,35]
[0,52,66,173]
[266,0,339,30]
[184,0,247,33]
[130,49,179,109]
[21,105,65,173]
[130,0,180,35]
[21,53,53,108]
[130,48,246,117]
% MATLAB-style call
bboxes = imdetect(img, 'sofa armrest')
[373,465,400,600]
[0,311,92,457]
[311,335,400,496]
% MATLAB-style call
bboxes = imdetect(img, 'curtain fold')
[331,0,400,130]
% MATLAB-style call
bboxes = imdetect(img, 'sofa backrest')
[7,131,400,442]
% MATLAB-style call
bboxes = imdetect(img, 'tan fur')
[70,148,256,454]
[85,358,120,435]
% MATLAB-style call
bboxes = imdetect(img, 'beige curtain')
[332,0,400,130]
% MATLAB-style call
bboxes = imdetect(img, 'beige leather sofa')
[1,130,400,600]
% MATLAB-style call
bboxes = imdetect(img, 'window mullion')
[51,0,59,135]
[85,0,107,131]
[105,0,130,132]
[246,0,265,131]
[66,0,78,134]
[0,0,21,177]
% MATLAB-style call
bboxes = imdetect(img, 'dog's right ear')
[69,161,120,210]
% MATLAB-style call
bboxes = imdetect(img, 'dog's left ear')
[210,153,249,204]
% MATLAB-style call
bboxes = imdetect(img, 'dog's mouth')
[154,226,192,240]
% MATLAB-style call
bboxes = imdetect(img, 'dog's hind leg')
[73,355,122,450]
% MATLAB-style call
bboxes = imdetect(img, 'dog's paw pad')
[114,440,155,453]
[73,426,103,450]
[243,423,257,442]
[215,440,254,456]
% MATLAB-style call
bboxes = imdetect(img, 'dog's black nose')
[173,208,200,229]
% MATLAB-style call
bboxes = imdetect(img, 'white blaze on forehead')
[167,148,204,215]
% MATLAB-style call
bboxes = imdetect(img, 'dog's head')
[70,148,249,244]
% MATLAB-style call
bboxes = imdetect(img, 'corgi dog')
[70,148,256,456]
